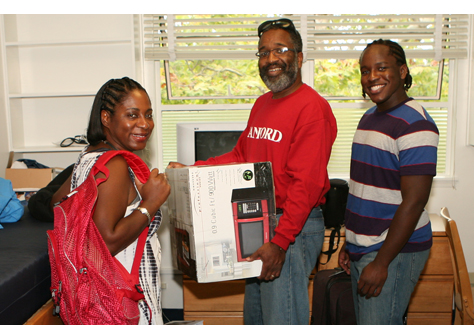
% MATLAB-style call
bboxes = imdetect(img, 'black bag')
[28,164,74,222]
[320,179,349,265]
[311,268,356,325]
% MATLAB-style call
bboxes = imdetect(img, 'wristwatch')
[135,206,152,225]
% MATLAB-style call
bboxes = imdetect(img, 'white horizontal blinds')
[143,14,469,61]
[328,106,448,175]
[160,106,447,175]
[143,14,280,60]
[328,107,365,175]
[303,14,469,60]
[427,107,448,174]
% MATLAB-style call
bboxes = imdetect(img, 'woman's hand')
[138,168,170,213]
[167,162,187,169]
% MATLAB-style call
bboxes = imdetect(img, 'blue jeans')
[350,249,430,325]
[243,207,325,325]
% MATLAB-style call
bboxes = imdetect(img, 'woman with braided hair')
[51,77,170,324]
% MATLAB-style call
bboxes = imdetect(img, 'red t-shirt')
[195,84,337,250]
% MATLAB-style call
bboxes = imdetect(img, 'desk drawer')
[422,237,452,275]
[184,312,244,325]
[408,275,454,313]
[183,280,245,312]
[407,312,452,325]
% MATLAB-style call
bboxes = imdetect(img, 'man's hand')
[357,260,388,299]
[338,242,351,274]
[354,174,433,299]
[167,162,186,169]
[246,242,286,281]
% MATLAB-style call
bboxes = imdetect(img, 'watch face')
[136,207,151,224]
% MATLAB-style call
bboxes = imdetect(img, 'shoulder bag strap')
[92,150,152,290]
[131,227,148,293]
[91,150,150,186]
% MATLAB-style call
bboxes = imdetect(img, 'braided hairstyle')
[360,39,413,98]
[86,77,148,145]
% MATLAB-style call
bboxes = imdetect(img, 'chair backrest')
[440,207,474,325]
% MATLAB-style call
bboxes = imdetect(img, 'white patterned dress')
[71,147,163,325]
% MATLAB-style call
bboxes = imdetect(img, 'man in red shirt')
[170,18,337,325]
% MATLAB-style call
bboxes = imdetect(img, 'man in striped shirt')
[338,39,439,325]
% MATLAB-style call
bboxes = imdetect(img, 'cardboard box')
[5,152,53,191]
[164,162,276,283]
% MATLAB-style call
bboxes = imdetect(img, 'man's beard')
[259,57,299,93]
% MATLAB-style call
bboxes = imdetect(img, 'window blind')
[143,14,469,61]
[159,106,447,176]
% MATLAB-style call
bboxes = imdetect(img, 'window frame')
[163,58,446,101]
[152,58,453,178]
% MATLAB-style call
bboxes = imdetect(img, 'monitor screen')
[195,131,242,162]
[238,221,264,258]
[176,122,247,165]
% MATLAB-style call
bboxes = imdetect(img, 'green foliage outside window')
[161,60,264,105]
[313,58,448,100]
[314,59,362,98]
[162,58,448,104]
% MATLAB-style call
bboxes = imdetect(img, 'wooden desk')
[183,214,453,325]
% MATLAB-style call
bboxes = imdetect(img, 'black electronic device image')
[231,188,270,261]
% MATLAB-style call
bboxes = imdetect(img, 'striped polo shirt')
[345,98,439,261]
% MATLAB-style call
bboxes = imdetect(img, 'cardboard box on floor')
[4,152,53,191]
[164,162,277,283]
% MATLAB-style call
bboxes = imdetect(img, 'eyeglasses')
[255,47,296,58]
[257,18,296,38]
[60,135,88,147]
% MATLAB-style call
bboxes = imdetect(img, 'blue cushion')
[0,207,54,325]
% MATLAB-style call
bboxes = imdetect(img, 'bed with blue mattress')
[0,207,53,325]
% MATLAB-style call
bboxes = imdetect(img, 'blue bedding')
[0,207,53,325]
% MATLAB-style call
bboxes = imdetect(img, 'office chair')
[440,207,474,325]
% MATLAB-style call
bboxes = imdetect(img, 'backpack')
[320,179,349,265]
[47,150,152,325]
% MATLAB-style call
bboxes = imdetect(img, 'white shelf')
[1,14,136,159]
[5,39,132,47]
[12,145,86,153]
[8,92,96,99]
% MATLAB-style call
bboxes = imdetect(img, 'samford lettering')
[247,127,283,142]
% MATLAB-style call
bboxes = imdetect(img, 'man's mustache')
[261,62,287,75]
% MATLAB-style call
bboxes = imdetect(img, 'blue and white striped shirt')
[345,98,439,261]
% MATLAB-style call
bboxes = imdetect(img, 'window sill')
[432,176,458,188]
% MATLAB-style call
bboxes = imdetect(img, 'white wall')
[426,58,474,271]
[0,17,11,174]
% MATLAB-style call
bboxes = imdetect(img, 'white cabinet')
[0,14,136,167]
